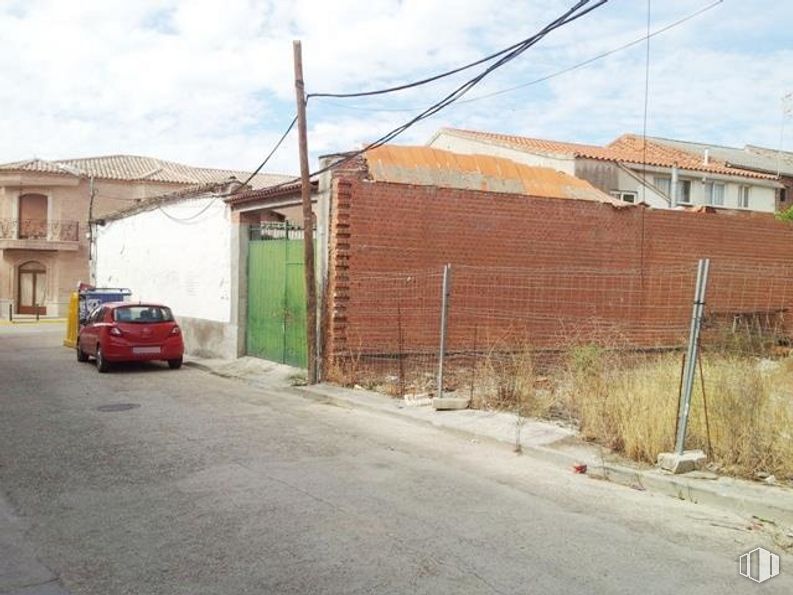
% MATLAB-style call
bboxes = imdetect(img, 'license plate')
[133,346,161,355]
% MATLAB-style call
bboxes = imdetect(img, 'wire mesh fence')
[327,260,793,479]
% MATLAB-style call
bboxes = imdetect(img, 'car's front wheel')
[168,357,183,370]
[96,345,110,373]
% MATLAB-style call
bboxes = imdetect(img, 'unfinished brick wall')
[325,172,793,372]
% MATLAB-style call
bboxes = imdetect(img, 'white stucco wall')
[617,167,778,212]
[94,196,239,359]
[96,197,231,321]
[428,132,577,175]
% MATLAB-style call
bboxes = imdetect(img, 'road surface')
[0,325,789,594]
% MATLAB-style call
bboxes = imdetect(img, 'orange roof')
[364,145,622,204]
[437,128,777,180]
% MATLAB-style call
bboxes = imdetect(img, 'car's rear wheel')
[168,357,183,370]
[76,343,89,362]
[96,345,110,373]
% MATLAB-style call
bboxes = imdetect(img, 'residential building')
[644,137,793,212]
[0,155,285,319]
[428,128,783,212]
[93,144,617,365]
[94,177,310,360]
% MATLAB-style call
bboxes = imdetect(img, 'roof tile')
[0,154,292,189]
[364,145,622,205]
[439,128,777,180]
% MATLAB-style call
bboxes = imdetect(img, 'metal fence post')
[675,258,710,454]
[437,264,452,399]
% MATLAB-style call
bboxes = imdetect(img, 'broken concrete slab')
[432,396,470,411]
[657,450,707,474]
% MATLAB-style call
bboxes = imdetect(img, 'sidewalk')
[184,355,793,530]
[0,318,67,326]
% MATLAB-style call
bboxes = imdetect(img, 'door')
[17,261,47,315]
[246,223,307,368]
[18,194,48,239]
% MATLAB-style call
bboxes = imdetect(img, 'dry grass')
[563,347,793,480]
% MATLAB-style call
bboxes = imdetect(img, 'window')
[114,306,174,323]
[738,186,751,209]
[17,193,48,239]
[677,180,692,204]
[654,176,671,196]
[610,190,638,204]
[704,182,725,206]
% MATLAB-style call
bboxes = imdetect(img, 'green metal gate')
[246,223,307,368]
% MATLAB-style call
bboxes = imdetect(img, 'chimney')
[703,149,710,166]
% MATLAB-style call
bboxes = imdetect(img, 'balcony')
[0,219,80,251]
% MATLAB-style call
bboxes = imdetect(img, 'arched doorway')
[17,261,47,315]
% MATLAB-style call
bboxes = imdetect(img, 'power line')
[157,196,221,224]
[309,0,608,176]
[222,0,609,199]
[641,0,652,204]
[308,3,593,100]
[234,115,298,192]
[318,0,723,114]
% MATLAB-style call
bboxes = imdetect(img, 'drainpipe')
[671,164,679,208]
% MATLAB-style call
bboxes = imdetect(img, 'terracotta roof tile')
[438,128,777,180]
[0,154,293,189]
[364,145,622,205]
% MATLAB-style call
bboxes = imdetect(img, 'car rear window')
[113,306,174,323]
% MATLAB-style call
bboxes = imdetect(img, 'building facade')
[0,155,284,319]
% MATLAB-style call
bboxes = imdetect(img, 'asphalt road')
[0,325,790,594]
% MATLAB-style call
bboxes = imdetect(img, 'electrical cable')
[221,0,608,198]
[308,1,589,100]
[306,0,609,178]
[640,0,652,203]
[318,0,723,114]
[157,196,220,223]
[234,115,298,192]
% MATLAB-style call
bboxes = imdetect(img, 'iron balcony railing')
[0,219,80,242]
[249,222,304,241]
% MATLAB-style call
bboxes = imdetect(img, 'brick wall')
[325,171,793,370]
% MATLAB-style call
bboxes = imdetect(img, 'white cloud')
[1,0,792,175]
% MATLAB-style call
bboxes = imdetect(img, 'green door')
[247,225,307,368]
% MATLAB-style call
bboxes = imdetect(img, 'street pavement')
[1,324,791,594]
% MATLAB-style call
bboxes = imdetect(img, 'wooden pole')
[293,40,318,384]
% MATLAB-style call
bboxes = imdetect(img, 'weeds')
[563,349,793,480]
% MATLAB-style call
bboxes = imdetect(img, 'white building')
[429,128,783,212]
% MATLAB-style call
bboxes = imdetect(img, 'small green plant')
[775,204,793,223]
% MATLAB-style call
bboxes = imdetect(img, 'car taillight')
[170,326,181,336]
[109,326,123,337]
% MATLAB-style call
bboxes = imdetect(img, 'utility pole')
[88,176,96,285]
[293,40,318,384]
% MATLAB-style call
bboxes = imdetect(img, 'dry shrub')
[564,347,793,479]
[476,343,553,419]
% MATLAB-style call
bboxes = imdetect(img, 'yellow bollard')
[63,292,79,348]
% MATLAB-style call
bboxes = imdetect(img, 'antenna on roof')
[777,92,793,177]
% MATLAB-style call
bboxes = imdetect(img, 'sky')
[1,0,792,177]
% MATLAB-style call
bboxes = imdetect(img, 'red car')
[76,302,184,373]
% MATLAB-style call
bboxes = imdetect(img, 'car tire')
[168,357,183,370]
[76,344,89,362]
[96,346,110,373]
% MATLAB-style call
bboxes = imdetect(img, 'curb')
[0,319,67,326]
[295,384,793,529]
[185,361,793,529]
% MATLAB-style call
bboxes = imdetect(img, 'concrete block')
[657,450,707,474]
[432,396,470,411]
